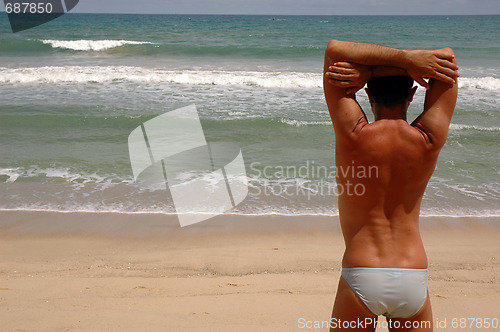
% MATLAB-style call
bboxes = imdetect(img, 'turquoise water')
[1,14,499,216]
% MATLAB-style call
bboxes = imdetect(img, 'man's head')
[365,76,417,110]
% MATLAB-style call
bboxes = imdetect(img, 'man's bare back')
[337,118,436,269]
[323,40,458,331]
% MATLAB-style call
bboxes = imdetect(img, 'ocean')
[1,14,499,218]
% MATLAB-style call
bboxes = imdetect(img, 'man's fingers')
[441,66,460,78]
[436,58,459,71]
[431,64,459,82]
[435,52,454,62]
[326,71,352,80]
[325,72,340,80]
[328,65,354,75]
[434,48,456,62]
[435,72,457,85]
[326,61,364,90]
[328,79,352,87]
[439,67,460,80]
[332,62,354,68]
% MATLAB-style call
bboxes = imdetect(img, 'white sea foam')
[0,166,129,185]
[279,118,331,127]
[449,124,500,132]
[0,66,321,88]
[458,77,500,91]
[1,205,499,218]
[2,66,499,92]
[40,39,156,51]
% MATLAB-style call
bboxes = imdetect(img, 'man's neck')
[374,105,407,121]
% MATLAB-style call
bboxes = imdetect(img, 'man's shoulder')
[358,119,416,136]
[353,119,432,149]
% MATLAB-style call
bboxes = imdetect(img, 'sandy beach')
[0,211,499,331]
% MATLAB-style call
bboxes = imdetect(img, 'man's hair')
[367,76,414,107]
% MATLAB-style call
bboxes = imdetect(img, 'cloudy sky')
[71,0,500,15]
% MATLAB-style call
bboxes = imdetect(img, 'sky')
[70,0,500,15]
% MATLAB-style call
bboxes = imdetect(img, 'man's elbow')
[443,47,455,55]
[325,39,340,56]
[325,39,341,65]
[327,39,339,48]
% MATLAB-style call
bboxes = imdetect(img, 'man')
[323,40,459,331]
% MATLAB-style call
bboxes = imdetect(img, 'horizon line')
[1,11,500,16]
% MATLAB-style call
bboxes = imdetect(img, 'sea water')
[1,14,499,217]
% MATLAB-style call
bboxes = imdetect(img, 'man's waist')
[341,240,428,269]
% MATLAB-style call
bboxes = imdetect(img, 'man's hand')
[325,62,371,95]
[405,48,460,89]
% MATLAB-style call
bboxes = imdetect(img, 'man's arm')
[411,48,458,148]
[325,40,459,88]
[324,40,417,138]
[323,41,368,139]
[324,40,459,140]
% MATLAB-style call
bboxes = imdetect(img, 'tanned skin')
[323,40,459,331]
